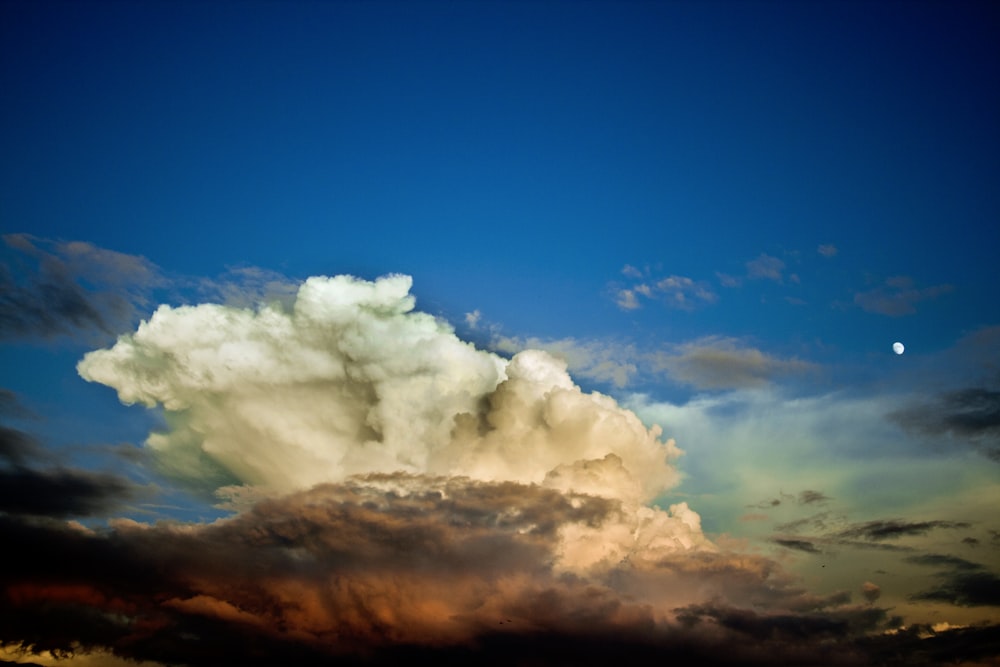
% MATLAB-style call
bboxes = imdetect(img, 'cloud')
[912,572,1000,607]
[0,467,136,518]
[889,388,1000,462]
[78,274,682,506]
[861,582,881,604]
[5,271,1000,665]
[817,245,838,258]
[491,335,638,388]
[650,336,815,390]
[797,490,830,505]
[835,520,970,541]
[0,418,138,518]
[489,334,814,392]
[652,276,717,309]
[905,554,984,571]
[853,275,953,316]
[610,266,716,311]
[745,254,786,282]
[772,538,822,554]
[0,480,949,667]
[0,234,160,341]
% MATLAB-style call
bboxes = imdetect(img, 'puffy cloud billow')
[78,275,678,497]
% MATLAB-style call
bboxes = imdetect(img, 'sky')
[1,1,999,665]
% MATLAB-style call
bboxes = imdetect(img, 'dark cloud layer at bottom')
[3,477,997,666]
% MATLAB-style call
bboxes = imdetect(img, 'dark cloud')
[1,417,138,518]
[890,388,1000,461]
[905,553,1000,607]
[835,519,970,541]
[912,572,1000,607]
[772,538,822,554]
[0,466,136,518]
[776,512,831,535]
[0,424,45,466]
[905,554,984,571]
[3,477,991,666]
[858,623,1000,667]
[797,490,830,505]
[0,234,159,341]
[0,388,35,420]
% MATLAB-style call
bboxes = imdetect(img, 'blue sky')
[2,2,999,665]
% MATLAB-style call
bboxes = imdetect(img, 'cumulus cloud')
[0,234,160,341]
[78,275,681,507]
[854,275,953,316]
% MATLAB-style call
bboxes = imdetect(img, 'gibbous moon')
[892,341,905,355]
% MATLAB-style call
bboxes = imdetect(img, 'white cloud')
[818,244,838,258]
[610,267,716,311]
[615,288,641,310]
[78,274,681,506]
[746,253,785,282]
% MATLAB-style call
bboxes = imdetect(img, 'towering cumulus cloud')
[78,274,698,572]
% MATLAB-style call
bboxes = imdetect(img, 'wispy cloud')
[854,275,953,316]
[0,234,161,342]
[491,335,638,387]
[0,418,138,518]
[817,244,838,258]
[834,519,970,541]
[889,388,1000,462]
[610,265,716,311]
[745,253,786,282]
[649,336,815,390]
[492,334,814,392]
[771,537,823,554]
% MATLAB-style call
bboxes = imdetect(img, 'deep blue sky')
[4,0,997,351]
[1,2,999,664]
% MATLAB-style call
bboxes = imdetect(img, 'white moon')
[892,341,905,355]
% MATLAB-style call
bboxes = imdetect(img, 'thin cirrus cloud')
[854,275,953,316]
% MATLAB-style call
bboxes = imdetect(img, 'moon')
[892,341,905,355]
